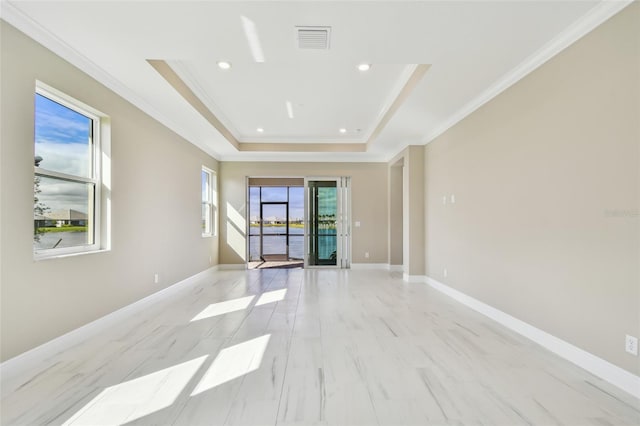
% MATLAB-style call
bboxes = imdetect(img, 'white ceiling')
[170,60,414,142]
[1,0,630,162]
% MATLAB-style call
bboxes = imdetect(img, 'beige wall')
[424,4,639,374]
[219,162,388,265]
[389,146,426,276]
[0,22,219,361]
[405,146,426,277]
[248,177,304,187]
[388,162,403,266]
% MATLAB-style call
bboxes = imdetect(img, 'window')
[33,83,105,258]
[201,167,217,237]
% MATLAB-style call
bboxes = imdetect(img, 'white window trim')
[34,82,108,260]
[201,166,217,238]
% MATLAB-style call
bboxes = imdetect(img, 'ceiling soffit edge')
[147,59,241,150]
[168,60,242,141]
[3,0,627,162]
[149,60,430,154]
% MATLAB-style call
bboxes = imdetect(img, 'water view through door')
[249,185,304,266]
[248,178,350,269]
[260,203,288,260]
[307,180,338,266]
[305,177,350,268]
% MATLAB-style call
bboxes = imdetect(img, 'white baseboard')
[403,273,427,283]
[0,266,219,383]
[425,276,640,399]
[350,264,403,272]
[351,263,389,270]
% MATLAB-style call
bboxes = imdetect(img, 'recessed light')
[257,127,264,133]
[339,128,347,134]
[217,61,232,70]
[357,63,371,72]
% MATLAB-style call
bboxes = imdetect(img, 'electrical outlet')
[625,335,638,356]
[154,273,159,284]
[442,196,447,205]
[450,194,456,204]
[365,252,369,258]
[443,268,448,278]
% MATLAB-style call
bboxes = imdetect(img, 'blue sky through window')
[35,94,91,177]
[34,94,93,213]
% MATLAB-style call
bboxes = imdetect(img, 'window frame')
[201,166,217,238]
[33,82,103,259]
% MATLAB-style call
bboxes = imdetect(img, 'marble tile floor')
[1,268,638,425]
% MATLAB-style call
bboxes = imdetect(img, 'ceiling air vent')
[296,26,331,49]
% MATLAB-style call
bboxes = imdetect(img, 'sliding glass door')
[305,177,350,268]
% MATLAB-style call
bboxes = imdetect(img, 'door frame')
[304,176,351,269]
[259,201,289,260]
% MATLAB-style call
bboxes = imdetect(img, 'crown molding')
[162,61,426,146]
[0,1,221,160]
[216,151,388,163]
[173,62,422,145]
[151,59,430,153]
[4,0,626,162]
[422,0,634,145]
[360,64,419,143]
[168,60,242,142]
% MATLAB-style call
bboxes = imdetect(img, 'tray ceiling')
[2,0,627,162]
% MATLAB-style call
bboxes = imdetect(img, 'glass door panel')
[305,178,350,268]
[288,186,304,260]
[260,202,288,260]
[248,186,261,261]
[308,181,337,266]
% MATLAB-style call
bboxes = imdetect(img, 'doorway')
[247,176,351,269]
[248,179,304,269]
[260,202,289,261]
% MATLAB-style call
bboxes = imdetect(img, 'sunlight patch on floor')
[255,288,287,306]
[190,295,255,322]
[62,356,208,425]
[191,334,271,396]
